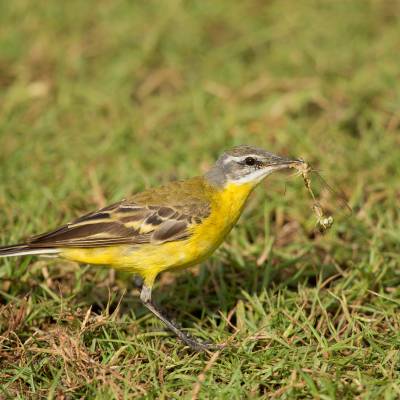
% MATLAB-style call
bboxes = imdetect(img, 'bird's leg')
[140,284,221,352]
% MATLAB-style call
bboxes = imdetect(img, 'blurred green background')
[0,0,399,398]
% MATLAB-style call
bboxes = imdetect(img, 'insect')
[291,160,351,231]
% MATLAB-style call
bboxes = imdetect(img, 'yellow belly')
[60,182,253,286]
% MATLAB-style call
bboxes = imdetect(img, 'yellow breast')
[61,182,254,286]
[189,182,253,257]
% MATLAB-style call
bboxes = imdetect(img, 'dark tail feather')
[0,244,59,258]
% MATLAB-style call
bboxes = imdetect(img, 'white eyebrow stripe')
[223,154,260,164]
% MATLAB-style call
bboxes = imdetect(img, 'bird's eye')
[244,157,256,166]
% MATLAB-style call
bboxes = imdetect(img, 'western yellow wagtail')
[0,145,303,351]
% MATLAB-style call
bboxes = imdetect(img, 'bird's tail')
[0,244,60,258]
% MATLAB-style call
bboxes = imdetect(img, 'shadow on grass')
[75,253,339,327]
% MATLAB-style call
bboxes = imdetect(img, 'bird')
[0,145,301,351]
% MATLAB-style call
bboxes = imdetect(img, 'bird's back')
[130,176,212,219]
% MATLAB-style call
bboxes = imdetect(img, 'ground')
[0,0,399,398]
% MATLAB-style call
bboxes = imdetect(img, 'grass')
[0,0,399,398]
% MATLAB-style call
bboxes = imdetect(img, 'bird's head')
[205,145,301,187]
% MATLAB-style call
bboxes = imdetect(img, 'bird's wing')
[27,185,211,249]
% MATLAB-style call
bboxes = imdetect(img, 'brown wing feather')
[27,179,211,249]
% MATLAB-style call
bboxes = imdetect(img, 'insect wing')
[309,170,352,216]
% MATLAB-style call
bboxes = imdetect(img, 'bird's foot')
[177,331,226,352]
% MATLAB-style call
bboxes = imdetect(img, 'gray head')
[205,145,300,187]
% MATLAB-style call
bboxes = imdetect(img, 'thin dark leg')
[140,284,223,352]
